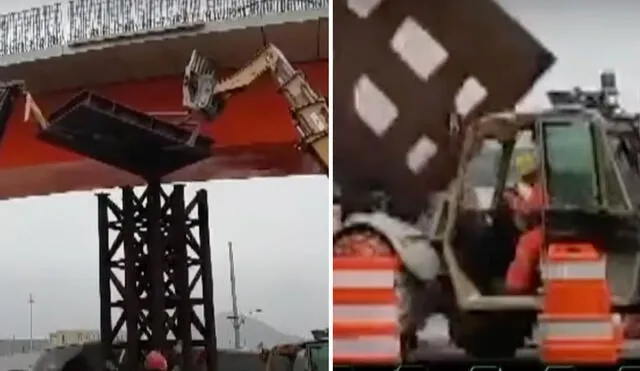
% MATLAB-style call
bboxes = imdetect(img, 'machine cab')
[537,110,631,209]
[440,107,640,311]
[301,341,328,371]
[532,110,637,252]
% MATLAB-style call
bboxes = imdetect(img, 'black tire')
[448,311,532,359]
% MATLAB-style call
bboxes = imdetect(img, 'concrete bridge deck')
[0,0,328,92]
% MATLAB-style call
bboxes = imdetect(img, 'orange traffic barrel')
[333,256,400,365]
[539,243,621,364]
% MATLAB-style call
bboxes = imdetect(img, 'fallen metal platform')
[38,91,213,179]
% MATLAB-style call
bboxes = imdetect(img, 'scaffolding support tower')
[97,184,218,371]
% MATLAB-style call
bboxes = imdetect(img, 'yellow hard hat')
[514,150,538,176]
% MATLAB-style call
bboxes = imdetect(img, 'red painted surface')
[0,60,327,198]
[0,61,327,168]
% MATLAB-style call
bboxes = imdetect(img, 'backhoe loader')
[333,72,640,363]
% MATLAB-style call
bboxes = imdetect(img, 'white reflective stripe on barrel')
[541,260,606,280]
[334,336,400,357]
[333,270,395,289]
[540,320,614,339]
[333,304,397,321]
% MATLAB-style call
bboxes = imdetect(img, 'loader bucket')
[333,0,555,220]
[182,50,225,121]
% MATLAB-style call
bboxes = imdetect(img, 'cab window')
[505,131,536,186]
[466,139,501,188]
[465,133,535,208]
[543,122,599,207]
[465,133,536,187]
[593,127,630,210]
[307,343,328,371]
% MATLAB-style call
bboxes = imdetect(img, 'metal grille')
[0,4,63,56]
[204,0,326,21]
[0,0,327,56]
[69,0,203,43]
[334,0,555,218]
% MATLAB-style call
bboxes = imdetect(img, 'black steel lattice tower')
[97,183,218,371]
[36,91,217,371]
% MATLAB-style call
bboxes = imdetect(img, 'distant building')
[49,330,99,347]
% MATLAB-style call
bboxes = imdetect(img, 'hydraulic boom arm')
[183,44,329,173]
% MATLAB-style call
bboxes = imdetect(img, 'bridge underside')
[0,14,328,93]
[0,142,320,199]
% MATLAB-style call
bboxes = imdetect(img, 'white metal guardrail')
[0,0,327,57]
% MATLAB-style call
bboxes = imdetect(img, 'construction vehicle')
[333,72,640,364]
[181,44,328,173]
[259,329,328,371]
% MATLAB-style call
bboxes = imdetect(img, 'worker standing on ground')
[503,150,547,293]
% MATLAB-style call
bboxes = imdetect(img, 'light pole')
[226,308,262,349]
[239,309,262,349]
[227,242,241,350]
[28,293,34,352]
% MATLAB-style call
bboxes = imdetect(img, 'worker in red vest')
[503,150,547,293]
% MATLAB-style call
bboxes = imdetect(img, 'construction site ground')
[412,315,640,362]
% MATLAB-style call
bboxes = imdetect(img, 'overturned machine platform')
[39,91,213,179]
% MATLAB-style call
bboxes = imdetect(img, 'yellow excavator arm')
[183,44,328,173]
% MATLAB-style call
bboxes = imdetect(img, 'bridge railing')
[0,0,327,57]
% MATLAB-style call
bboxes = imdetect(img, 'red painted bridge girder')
[0,60,327,199]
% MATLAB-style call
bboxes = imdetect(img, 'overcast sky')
[496,0,640,111]
[0,175,329,339]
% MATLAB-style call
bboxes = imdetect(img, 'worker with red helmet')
[145,350,168,371]
[503,150,548,293]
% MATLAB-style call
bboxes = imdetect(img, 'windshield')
[594,126,631,211]
[466,140,501,187]
[467,133,537,187]
[306,343,328,371]
[543,121,599,208]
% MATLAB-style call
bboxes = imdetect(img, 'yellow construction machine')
[182,44,328,173]
[259,329,328,371]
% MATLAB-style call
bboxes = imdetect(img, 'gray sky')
[0,175,329,339]
[496,0,640,111]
